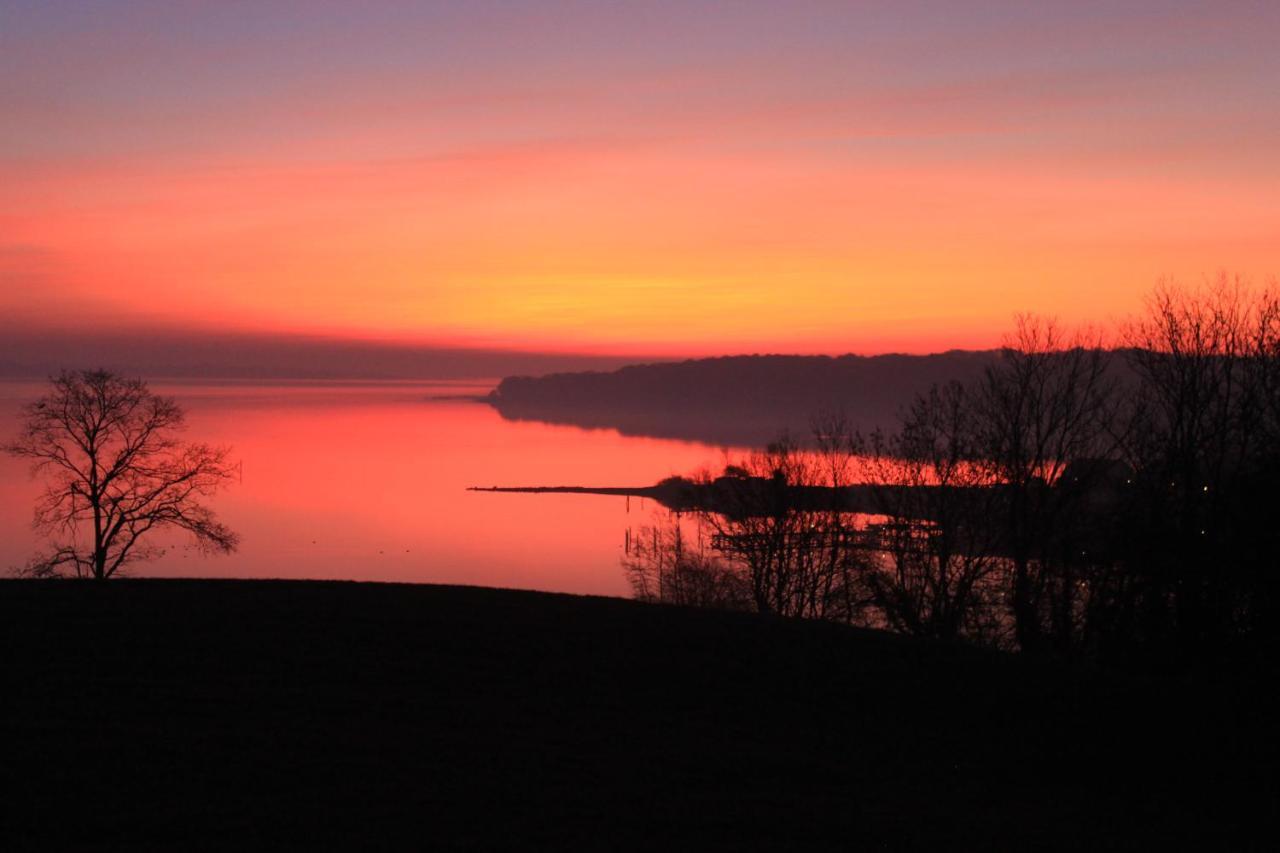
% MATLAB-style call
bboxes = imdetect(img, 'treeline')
[490,350,1000,446]
[625,279,1280,663]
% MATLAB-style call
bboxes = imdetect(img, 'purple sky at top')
[1,1,1278,373]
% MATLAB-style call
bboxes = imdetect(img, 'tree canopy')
[5,370,239,579]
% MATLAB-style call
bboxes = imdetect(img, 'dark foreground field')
[1,580,1275,850]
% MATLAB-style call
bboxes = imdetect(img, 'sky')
[2,0,1278,365]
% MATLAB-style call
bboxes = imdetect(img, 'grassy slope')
[1,579,1273,851]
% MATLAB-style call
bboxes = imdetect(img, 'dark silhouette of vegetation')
[489,350,1000,445]
[699,433,871,619]
[623,515,751,610]
[862,383,1006,643]
[627,279,1280,664]
[4,370,239,579]
[1111,280,1280,658]
[5,579,1271,850]
[969,317,1118,654]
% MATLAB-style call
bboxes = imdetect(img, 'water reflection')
[0,380,729,596]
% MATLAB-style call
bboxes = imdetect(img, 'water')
[0,380,731,596]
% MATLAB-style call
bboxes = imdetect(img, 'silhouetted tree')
[699,429,867,619]
[623,514,750,610]
[970,317,1117,653]
[861,382,1006,644]
[1116,278,1280,654]
[615,280,1280,663]
[5,370,239,579]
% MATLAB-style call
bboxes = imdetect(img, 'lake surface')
[0,380,734,596]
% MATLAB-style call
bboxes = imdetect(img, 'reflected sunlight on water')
[0,380,734,596]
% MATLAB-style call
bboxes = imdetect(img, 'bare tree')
[1118,277,1280,650]
[5,370,239,579]
[612,280,1280,662]
[970,317,1117,653]
[861,382,1006,644]
[619,420,867,621]
[808,411,875,623]
[623,513,751,610]
[699,430,866,620]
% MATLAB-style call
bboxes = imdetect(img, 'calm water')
[0,380,731,596]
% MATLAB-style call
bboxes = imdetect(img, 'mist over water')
[0,380,729,595]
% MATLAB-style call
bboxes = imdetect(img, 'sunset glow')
[4,1,1278,356]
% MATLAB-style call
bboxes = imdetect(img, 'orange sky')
[3,2,1278,357]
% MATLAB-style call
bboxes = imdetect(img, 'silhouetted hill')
[2,580,1270,850]
[489,351,1003,446]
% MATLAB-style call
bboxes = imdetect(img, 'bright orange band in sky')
[3,2,1277,356]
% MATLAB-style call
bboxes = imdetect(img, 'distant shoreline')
[484,350,1008,446]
